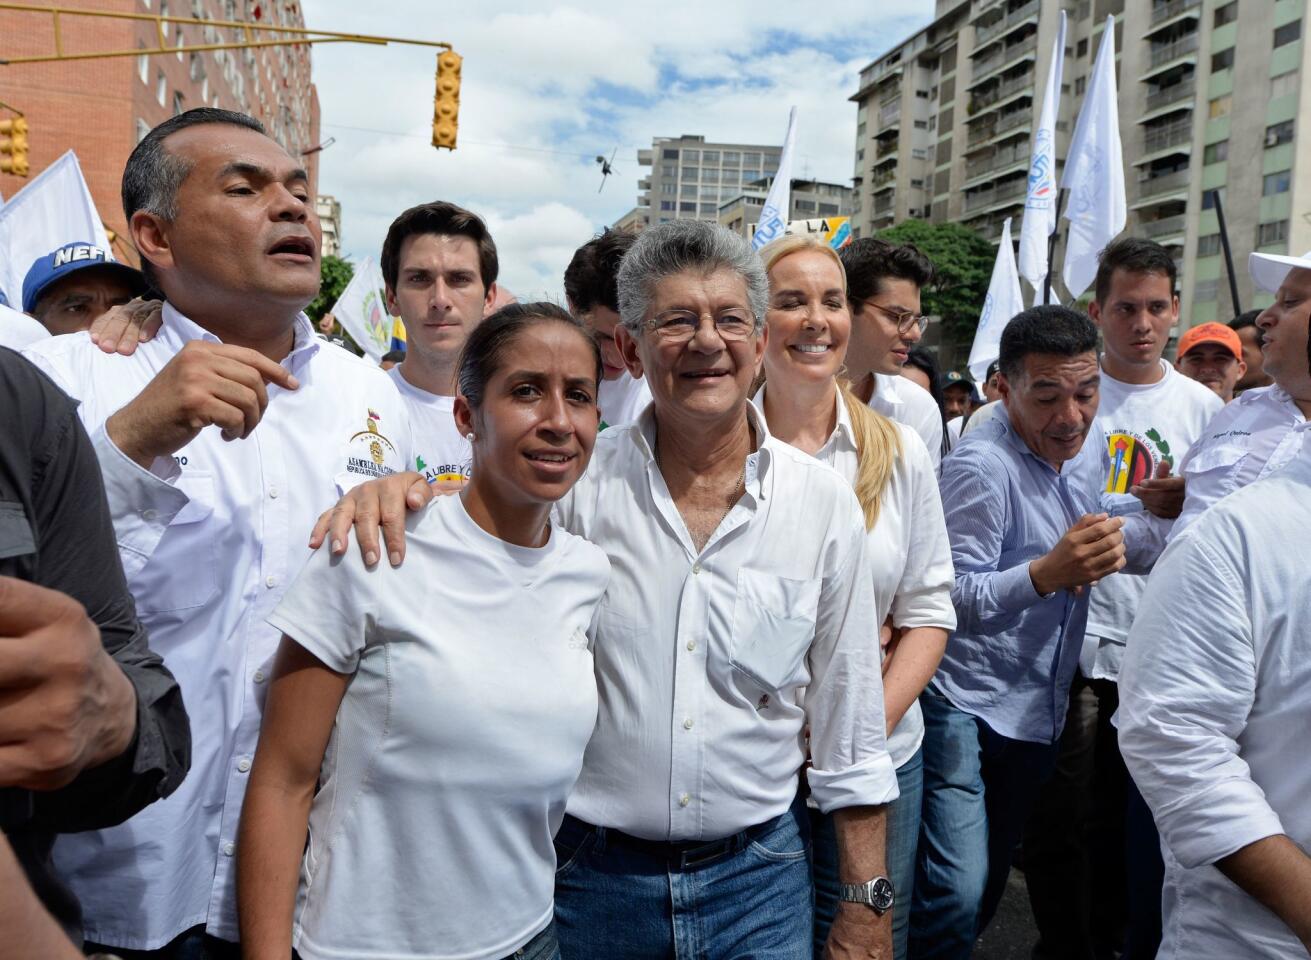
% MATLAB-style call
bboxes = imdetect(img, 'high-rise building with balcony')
[617,134,783,230]
[853,0,1311,326]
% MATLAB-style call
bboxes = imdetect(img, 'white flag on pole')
[0,151,113,306]
[1018,10,1066,294]
[1060,16,1125,300]
[968,218,1025,383]
[331,256,393,361]
[752,106,798,251]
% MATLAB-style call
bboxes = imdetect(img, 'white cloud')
[303,1,932,297]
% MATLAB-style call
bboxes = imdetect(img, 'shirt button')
[237,757,252,773]
[222,841,235,857]
[142,508,158,521]
[253,669,266,683]
[683,718,694,730]
[686,640,696,652]
[692,562,701,575]
[269,486,279,499]
[679,793,691,807]
[265,575,277,589]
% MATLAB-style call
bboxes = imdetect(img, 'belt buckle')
[679,835,735,869]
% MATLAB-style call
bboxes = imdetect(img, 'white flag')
[753,107,798,251]
[1060,16,1125,300]
[0,151,113,306]
[968,218,1025,383]
[1018,10,1066,294]
[331,256,393,361]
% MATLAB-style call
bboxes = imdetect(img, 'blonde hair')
[759,234,902,530]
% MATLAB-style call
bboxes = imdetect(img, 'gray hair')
[615,219,769,334]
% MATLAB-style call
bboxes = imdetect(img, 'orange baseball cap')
[1177,322,1242,362]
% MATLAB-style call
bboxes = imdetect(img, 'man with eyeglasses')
[839,239,945,467]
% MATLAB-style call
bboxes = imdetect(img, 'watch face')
[872,877,895,912]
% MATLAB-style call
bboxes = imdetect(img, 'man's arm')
[0,834,83,960]
[1216,836,1311,952]
[826,806,891,960]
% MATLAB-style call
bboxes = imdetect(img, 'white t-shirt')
[0,302,49,349]
[267,493,611,960]
[1083,360,1222,677]
[961,400,1001,436]
[388,363,472,483]
[869,373,944,470]
[598,370,652,430]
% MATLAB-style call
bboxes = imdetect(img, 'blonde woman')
[754,234,956,960]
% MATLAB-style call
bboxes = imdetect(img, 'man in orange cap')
[1175,322,1247,403]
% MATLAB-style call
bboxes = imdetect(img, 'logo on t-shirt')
[416,454,471,484]
[345,411,401,480]
[1105,428,1173,493]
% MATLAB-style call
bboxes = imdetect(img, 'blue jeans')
[811,747,923,960]
[908,687,1059,960]
[554,795,813,959]
[84,928,239,959]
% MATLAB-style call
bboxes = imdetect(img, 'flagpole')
[1210,188,1242,315]
[1042,188,1068,305]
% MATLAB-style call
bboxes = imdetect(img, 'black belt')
[565,809,788,870]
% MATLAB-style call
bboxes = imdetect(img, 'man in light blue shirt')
[909,306,1164,959]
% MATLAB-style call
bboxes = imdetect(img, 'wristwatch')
[839,876,895,915]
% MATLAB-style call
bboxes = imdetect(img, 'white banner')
[1018,10,1066,294]
[968,218,1025,383]
[330,256,392,361]
[0,151,113,307]
[1061,16,1126,300]
[753,106,798,251]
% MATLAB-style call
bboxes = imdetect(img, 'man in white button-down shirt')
[325,220,898,959]
[23,109,411,958]
[1171,250,1311,541]
[1118,448,1311,958]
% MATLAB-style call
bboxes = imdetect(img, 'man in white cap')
[1170,249,1311,538]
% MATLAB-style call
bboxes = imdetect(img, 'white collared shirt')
[754,386,955,767]
[869,372,944,470]
[1118,449,1311,960]
[0,301,49,349]
[22,305,412,950]
[598,370,652,430]
[1171,383,1308,541]
[556,404,898,841]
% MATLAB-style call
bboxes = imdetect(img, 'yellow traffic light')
[432,50,462,151]
[0,117,29,177]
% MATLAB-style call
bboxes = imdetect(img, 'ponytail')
[839,378,902,530]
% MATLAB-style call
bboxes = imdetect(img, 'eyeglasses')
[859,300,930,336]
[646,311,757,344]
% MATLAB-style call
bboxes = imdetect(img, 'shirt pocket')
[729,568,821,692]
[1185,442,1245,477]
[0,501,35,561]
[133,473,219,615]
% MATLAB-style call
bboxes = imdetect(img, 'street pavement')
[973,869,1040,960]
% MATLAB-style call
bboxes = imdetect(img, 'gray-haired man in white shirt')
[322,220,899,959]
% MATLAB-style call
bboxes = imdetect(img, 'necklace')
[655,437,747,534]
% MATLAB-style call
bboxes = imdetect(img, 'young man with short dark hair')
[379,201,499,486]
[1229,309,1272,394]
[564,229,650,429]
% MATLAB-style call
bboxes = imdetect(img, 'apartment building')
[316,194,342,257]
[853,0,1311,324]
[616,134,783,230]
[0,0,319,258]
[717,177,853,240]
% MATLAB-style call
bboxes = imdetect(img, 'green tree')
[878,220,997,351]
[306,254,355,326]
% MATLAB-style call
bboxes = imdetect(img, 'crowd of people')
[1,106,1309,960]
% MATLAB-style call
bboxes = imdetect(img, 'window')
[660,182,676,195]
[703,168,719,183]
[679,202,696,213]
[172,91,184,116]
[857,148,865,162]
[1204,139,1228,164]
[1077,38,1088,58]
[699,185,718,199]
[914,119,928,129]
[1263,170,1291,195]
[1258,220,1289,246]
[1209,95,1232,119]
[160,0,169,35]
[794,199,816,213]
[743,170,762,183]
[136,117,151,143]
[744,152,761,165]
[201,76,209,102]
[682,166,699,181]
[916,89,931,99]
[911,178,925,188]
[660,200,675,211]
[702,150,720,163]
[1075,76,1087,95]
[663,148,680,159]
[1274,21,1301,48]
[680,183,696,198]
[1267,120,1295,147]
[156,70,167,106]
[819,203,840,216]
[683,149,699,162]
[189,51,203,81]
[661,163,675,178]
[723,151,740,163]
[1202,188,1225,210]
[1196,234,1222,257]
[699,203,718,215]
[1211,48,1234,72]
[138,48,149,83]
[1272,70,1299,98]
[1214,2,1237,27]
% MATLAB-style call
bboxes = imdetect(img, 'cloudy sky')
[304,1,932,300]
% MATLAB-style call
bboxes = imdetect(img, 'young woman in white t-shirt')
[237,303,611,960]
[753,235,956,960]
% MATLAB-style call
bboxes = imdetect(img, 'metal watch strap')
[838,876,895,915]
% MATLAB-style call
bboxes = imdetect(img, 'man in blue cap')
[21,242,146,337]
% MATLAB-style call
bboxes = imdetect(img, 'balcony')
[1143,117,1192,154]
[879,101,902,127]
[856,56,904,97]
[877,137,900,158]
[964,177,1028,213]
[1145,32,1199,76]
[1137,168,1190,200]
[970,33,1038,87]
[873,195,895,215]
[970,70,1035,115]
[965,141,1029,182]
[1144,77,1195,114]
[1142,213,1186,239]
[974,0,1041,49]
[871,168,896,191]
[1147,0,1200,34]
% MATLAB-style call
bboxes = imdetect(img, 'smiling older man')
[320,219,899,959]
